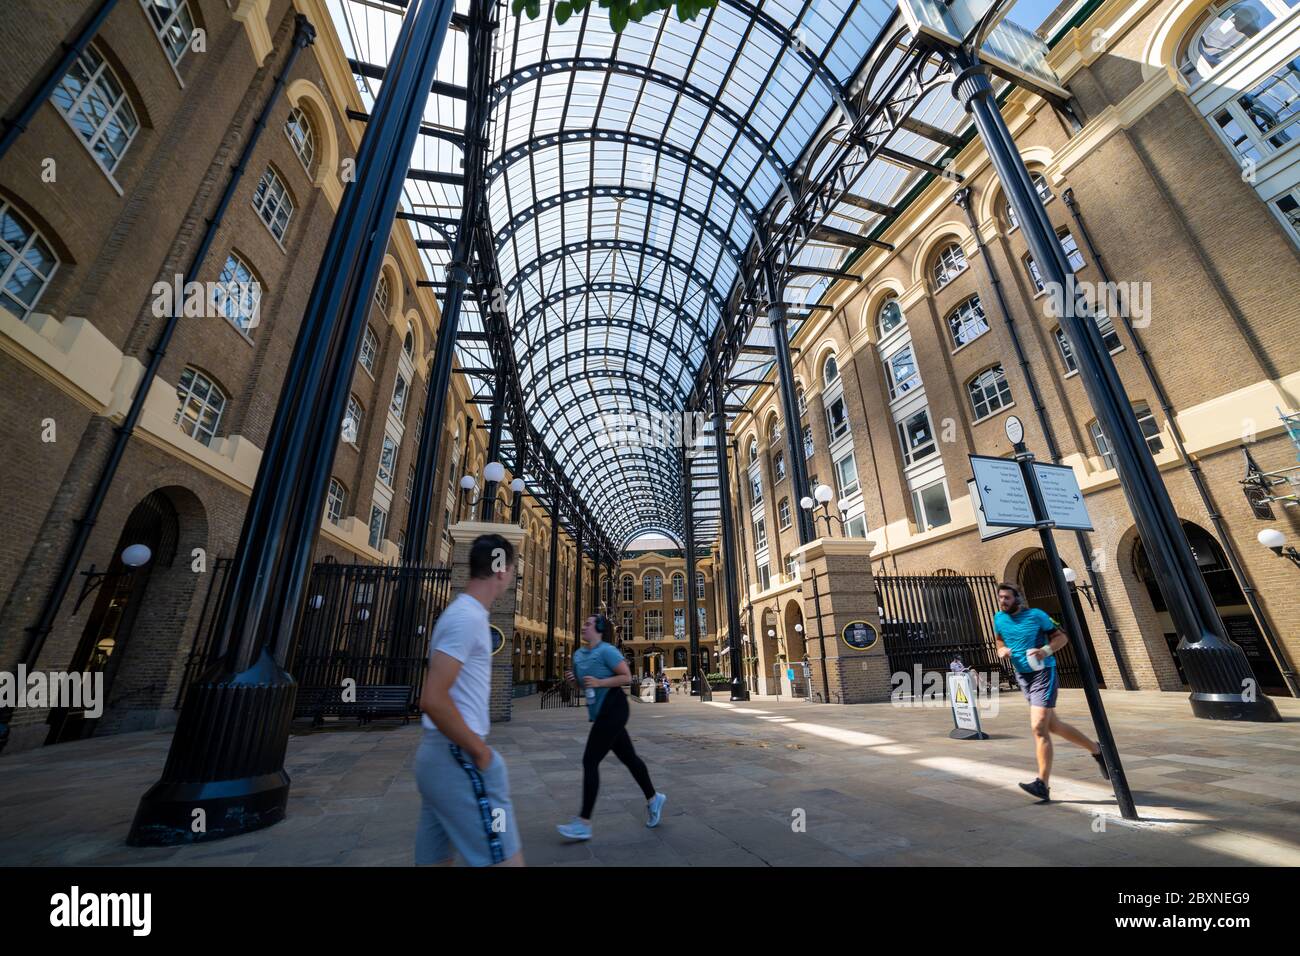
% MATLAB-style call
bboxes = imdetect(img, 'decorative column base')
[126,649,295,846]
[792,535,891,704]
[1179,635,1281,721]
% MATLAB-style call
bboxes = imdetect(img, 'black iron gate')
[876,574,1015,688]
[177,559,452,711]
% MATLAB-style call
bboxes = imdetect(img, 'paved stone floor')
[1,689,1298,866]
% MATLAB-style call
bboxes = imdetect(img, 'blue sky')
[1002,0,1069,30]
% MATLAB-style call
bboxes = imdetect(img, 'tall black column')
[710,364,748,701]
[682,447,702,693]
[544,502,559,681]
[129,0,461,846]
[480,375,506,520]
[952,49,1276,720]
[573,526,584,643]
[764,260,815,544]
[510,442,526,523]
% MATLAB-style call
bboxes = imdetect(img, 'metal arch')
[503,238,729,317]
[487,58,796,204]
[526,355,686,412]
[484,129,761,226]
[618,526,687,550]
[493,185,747,269]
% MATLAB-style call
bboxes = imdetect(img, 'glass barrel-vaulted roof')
[328,0,977,549]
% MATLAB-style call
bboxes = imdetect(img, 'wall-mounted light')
[1258,528,1300,568]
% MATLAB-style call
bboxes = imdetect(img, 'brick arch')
[285,78,342,204]
[911,221,974,289]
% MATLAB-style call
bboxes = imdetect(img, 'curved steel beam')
[494,185,747,269]
[526,354,686,411]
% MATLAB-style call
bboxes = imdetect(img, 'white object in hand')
[1025,646,1046,672]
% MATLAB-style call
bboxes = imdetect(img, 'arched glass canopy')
[329,0,976,551]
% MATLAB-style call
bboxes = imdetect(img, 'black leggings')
[581,689,655,818]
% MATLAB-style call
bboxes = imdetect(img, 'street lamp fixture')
[1061,566,1096,611]
[73,544,154,614]
[800,482,844,536]
[1257,529,1300,568]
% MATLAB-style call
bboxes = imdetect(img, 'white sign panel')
[947,672,983,733]
[1030,462,1094,530]
[967,479,1020,542]
[970,455,1036,527]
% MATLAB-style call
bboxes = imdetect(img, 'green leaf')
[572,0,590,10]
[526,0,540,17]
[628,0,643,21]
[555,1,572,23]
[610,3,628,31]
[675,0,692,21]
[512,0,527,14]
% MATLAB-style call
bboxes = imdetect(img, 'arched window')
[968,364,1013,420]
[823,353,840,386]
[140,0,197,66]
[1179,0,1297,81]
[672,573,685,601]
[931,242,967,289]
[374,274,390,316]
[377,435,397,487]
[696,571,705,598]
[796,385,807,416]
[52,45,140,177]
[326,478,347,524]
[284,105,316,173]
[343,394,363,444]
[390,373,409,418]
[877,296,904,336]
[403,329,414,358]
[778,497,791,529]
[748,438,758,463]
[359,326,378,375]
[1003,174,1053,229]
[769,419,781,445]
[174,366,226,447]
[622,575,633,602]
[0,200,59,321]
[945,295,989,348]
[773,450,786,481]
[252,166,294,242]
[215,252,260,332]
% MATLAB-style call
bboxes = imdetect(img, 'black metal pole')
[710,365,748,701]
[573,526,584,645]
[127,0,458,846]
[764,259,815,545]
[1016,441,1138,819]
[952,187,1134,691]
[545,500,559,682]
[682,446,702,694]
[951,49,1277,721]
[510,441,526,524]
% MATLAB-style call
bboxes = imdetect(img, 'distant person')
[557,615,666,842]
[993,582,1108,803]
[414,534,523,866]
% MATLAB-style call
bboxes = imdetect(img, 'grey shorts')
[414,728,520,866]
[1015,667,1059,708]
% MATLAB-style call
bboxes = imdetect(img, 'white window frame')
[897,408,938,466]
[174,366,225,447]
[343,394,363,445]
[931,242,967,289]
[778,497,791,529]
[0,200,59,322]
[326,478,346,524]
[946,295,989,349]
[377,435,397,488]
[368,503,388,550]
[833,449,860,498]
[52,45,140,183]
[672,573,685,601]
[215,251,260,334]
[252,166,294,244]
[285,105,316,174]
[359,326,378,376]
[968,364,1013,422]
[139,0,197,68]
[911,480,953,532]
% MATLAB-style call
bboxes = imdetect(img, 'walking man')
[415,534,523,866]
[993,582,1109,802]
[557,614,666,841]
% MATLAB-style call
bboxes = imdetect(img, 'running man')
[993,582,1109,802]
[415,534,523,866]
[556,614,666,841]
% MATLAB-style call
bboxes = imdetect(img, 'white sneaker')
[557,818,592,841]
[646,792,667,828]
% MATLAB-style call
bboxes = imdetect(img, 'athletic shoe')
[556,818,592,841]
[646,792,667,828]
[1092,751,1110,781]
[1018,778,1050,802]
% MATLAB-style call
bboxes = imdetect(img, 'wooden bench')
[294,684,414,726]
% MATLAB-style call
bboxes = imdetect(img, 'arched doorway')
[1134,522,1288,695]
[783,599,806,661]
[1018,550,1105,688]
[673,647,687,668]
[47,490,180,744]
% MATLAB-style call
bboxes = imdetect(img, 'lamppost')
[800,483,845,536]
[1257,529,1300,569]
[509,477,525,524]
[1062,566,1097,611]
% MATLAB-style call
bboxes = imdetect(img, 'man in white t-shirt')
[414,533,523,866]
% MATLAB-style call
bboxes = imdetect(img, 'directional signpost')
[969,416,1138,820]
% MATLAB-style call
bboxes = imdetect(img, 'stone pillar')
[791,535,892,704]
[448,520,525,723]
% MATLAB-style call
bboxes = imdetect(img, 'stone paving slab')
[0,689,1297,866]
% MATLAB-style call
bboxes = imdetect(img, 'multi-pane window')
[834,451,859,498]
[1004,173,1053,230]
[757,563,772,591]
[931,242,967,289]
[749,471,763,506]
[823,354,840,385]
[0,201,58,321]
[645,610,663,641]
[773,450,786,481]
[785,554,799,578]
[968,365,1013,421]
[622,575,633,602]
[946,296,989,348]
[343,394,363,444]
[52,46,139,177]
[405,464,415,503]
[672,573,685,601]
[622,610,634,639]
[802,423,814,458]
[390,373,409,419]
[252,167,294,242]
[368,504,388,550]
[912,481,952,532]
[644,573,662,600]
[374,275,390,316]
[285,106,316,173]
[748,439,758,463]
[215,252,259,332]
[754,517,768,551]
[359,326,378,374]
[1089,402,1164,468]
[696,571,705,599]
[886,345,920,399]
[825,394,850,441]
[1025,230,1086,292]
[778,497,791,529]
[326,478,346,524]
[174,367,225,447]
[403,330,415,359]
[897,408,937,465]
[878,297,904,336]
[797,386,808,416]
[844,514,868,538]
[140,1,197,66]
[1180,0,1298,81]
[697,606,707,637]
[674,608,685,639]
[377,435,397,487]
[1054,313,1122,373]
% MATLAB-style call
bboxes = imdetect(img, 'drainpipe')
[954,187,1134,690]
[1063,190,1297,698]
[0,16,316,753]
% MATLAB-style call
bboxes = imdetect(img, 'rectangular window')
[1026,230,1086,292]
[749,472,763,506]
[886,345,920,399]
[377,435,397,487]
[1090,403,1163,470]
[368,504,388,550]
[326,479,346,524]
[844,514,868,538]
[623,610,634,639]
[674,608,685,639]
[391,373,409,419]
[405,464,415,503]
[757,563,771,592]
[140,0,196,67]
[825,394,850,441]
[911,481,952,532]
[753,517,768,551]
[696,572,705,599]
[834,450,859,498]
[697,606,707,637]
[803,423,814,459]
[645,610,663,641]
[359,326,378,375]
[897,409,937,465]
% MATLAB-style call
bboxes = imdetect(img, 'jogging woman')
[557,614,666,841]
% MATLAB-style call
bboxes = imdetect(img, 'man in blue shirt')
[994,582,1108,802]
